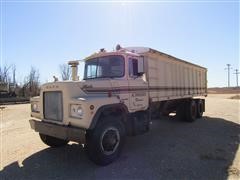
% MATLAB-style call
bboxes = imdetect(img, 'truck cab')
[30,47,150,165]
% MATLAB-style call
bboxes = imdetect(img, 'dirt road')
[0,94,239,180]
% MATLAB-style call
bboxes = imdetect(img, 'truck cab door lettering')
[128,57,149,111]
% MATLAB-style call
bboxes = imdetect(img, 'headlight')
[70,104,83,118]
[31,102,40,113]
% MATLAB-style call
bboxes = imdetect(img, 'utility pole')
[233,69,240,87]
[225,64,232,87]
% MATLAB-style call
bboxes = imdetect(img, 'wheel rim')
[191,101,197,119]
[198,101,203,116]
[100,127,120,155]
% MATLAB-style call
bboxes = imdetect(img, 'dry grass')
[229,95,240,100]
[227,166,240,177]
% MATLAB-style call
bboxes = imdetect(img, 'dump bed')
[126,47,207,102]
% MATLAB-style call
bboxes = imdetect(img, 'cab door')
[108,55,129,106]
[128,57,149,111]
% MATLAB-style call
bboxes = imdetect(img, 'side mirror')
[129,57,145,77]
[137,57,144,76]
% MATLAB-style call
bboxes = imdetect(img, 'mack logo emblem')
[46,85,59,89]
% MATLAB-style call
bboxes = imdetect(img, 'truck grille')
[43,91,63,122]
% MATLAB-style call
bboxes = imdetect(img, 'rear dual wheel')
[185,100,197,122]
[196,99,204,118]
[177,99,203,122]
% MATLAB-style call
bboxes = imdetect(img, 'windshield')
[83,55,125,79]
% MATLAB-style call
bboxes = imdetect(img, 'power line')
[233,69,240,87]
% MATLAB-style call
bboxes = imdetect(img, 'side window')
[129,58,138,77]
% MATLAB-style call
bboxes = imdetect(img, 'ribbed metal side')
[43,91,63,122]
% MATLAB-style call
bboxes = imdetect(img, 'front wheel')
[85,116,126,166]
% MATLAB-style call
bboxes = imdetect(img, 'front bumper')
[29,119,86,143]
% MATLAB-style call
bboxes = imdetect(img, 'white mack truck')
[30,45,207,165]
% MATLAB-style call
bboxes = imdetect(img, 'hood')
[41,79,112,97]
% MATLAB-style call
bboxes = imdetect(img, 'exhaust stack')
[68,61,79,81]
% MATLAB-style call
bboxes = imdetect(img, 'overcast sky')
[1,1,239,87]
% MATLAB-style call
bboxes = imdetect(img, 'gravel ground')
[0,94,239,180]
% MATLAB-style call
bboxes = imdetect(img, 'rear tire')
[176,101,186,120]
[196,99,204,118]
[39,133,69,147]
[85,116,126,166]
[184,100,197,122]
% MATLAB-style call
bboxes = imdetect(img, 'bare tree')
[22,66,40,97]
[59,63,71,80]
[12,64,16,85]
[0,64,11,82]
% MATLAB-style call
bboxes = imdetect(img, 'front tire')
[39,133,69,147]
[85,116,126,166]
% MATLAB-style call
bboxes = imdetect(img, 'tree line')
[0,63,71,98]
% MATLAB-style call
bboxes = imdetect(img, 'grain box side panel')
[173,63,177,96]
[146,52,207,102]
[184,65,189,95]
[193,67,197,94]
[147,56,159,101]
[158,58,166,98]
[147,54,171,101]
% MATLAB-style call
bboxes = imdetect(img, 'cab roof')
[84,48,140,61]
[84,46,206,70]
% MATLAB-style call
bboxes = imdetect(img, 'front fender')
[69,96,125,129]
[88,103,129,129]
